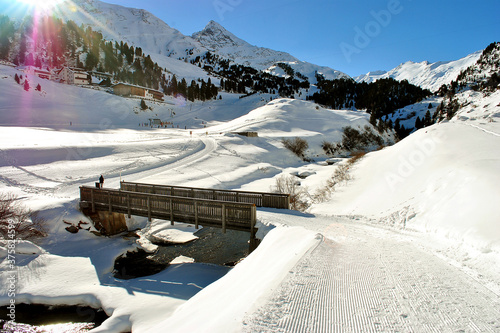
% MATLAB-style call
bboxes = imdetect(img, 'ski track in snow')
[463,122,500,137]
[243,215,500,332]
[0,137,217,199]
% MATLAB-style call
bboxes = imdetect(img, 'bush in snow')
[272,175,310,212]
[0,193,47,241]
[322,126,384,157]
[281,137,310,161]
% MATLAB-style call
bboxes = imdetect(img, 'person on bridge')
[99,175,104,189]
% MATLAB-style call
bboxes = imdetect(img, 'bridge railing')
[120,181,290,209]
[80,186,257,233]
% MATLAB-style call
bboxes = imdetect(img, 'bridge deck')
[80,186,257,234]
[120,181,290,209]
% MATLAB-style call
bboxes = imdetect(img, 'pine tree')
[35,83,41,91]
[14,73,20,84]
[424,110,432,127]
[178,78,187,96]
[415,116,423,129]
[0,15,15,59]
[24,79,30,91]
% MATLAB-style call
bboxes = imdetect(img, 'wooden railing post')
[90,188,95,213]
[221,204,226,233]
[147,196,151,222]
[250,204,256,236]
[194,201,199,229]
[169,198,174,225]
[127,193,131,218]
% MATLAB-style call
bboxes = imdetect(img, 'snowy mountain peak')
[355,51,482,92]
[193,20,248,51]
[203,20,232,35]
[192,20,349,81]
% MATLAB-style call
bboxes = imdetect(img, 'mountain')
[354,51,482,92]
[433,42,500,122]
[192,20,296,70]
[53,0,348,82]
[192,21,348,81]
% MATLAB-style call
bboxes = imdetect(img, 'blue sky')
[102,0,499,77]
[10,0,500,77]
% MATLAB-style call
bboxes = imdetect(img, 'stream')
[114,227,251,279]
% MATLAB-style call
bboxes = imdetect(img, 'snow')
[355,51,482,92]
[140,221,199,245]
[311,121,500,252]
[150,227,321,332]
[1,49,500,331]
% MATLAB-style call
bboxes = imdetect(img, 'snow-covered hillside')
[0,64,268,129]
[355,51,482,92]
[55,0,205,59]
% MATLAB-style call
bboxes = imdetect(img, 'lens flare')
[16,0,65,11]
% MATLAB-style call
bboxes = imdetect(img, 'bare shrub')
[272,175,310,211]
[313,154,366,204]
[311,183,334,203]
[281,137,309,161]
[321,140,342,156]
[347,151,366,165]
[0,193,47,241]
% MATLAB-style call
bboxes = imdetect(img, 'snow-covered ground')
[1,64,499,332]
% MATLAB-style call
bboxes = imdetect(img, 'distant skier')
[99,175,104,189]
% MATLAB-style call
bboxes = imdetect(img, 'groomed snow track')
[243,217,500,332]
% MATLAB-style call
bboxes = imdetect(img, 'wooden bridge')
[80,186,257,233]
[120,181,290,209]
[80,183,290,249]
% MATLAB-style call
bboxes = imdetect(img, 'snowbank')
[311,122,500,254]
[150,226,321,332]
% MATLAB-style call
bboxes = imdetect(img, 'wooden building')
[112,83,164,101]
